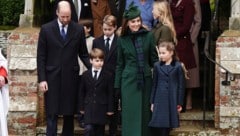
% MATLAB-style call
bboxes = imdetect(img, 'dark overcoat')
[37,19,90,115]
[170,0,196,69]
[114,29,158,136]
[108,0,126,27]
[92,35,118,75]
[79,69,114,124]
[149,61,185,128]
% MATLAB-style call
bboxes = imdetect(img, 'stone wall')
[215,30,240,135]
[0,31,11,57]
[7,27,43,135]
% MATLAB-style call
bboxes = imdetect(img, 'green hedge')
[0,0,24,26]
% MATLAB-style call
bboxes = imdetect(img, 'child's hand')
[107,112,114,116]
[151,104,154,112]
[80,111,85,114]
[177,105,182,112]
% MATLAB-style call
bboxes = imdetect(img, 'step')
[36,110,215,135]
[170,126,220,136]
[179,110,215,127]
[36,125,122,136]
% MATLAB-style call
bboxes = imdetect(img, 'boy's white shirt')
[79,36,95,75]
[104,34,115,49]
[0,48,9,136]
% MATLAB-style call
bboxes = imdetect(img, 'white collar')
[104,34,115,41]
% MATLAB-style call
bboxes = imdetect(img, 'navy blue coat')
[78,68,114,125]
[149,60,185,128]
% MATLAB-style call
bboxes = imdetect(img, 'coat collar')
[52,19,75,47]
[159,60,176,66]
[159,60,176,75]
[86,68,104,86]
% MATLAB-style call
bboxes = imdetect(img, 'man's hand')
[39,81,48,92]
[107,112,114,116]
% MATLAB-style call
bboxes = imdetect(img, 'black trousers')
[152,127,171,136]
[84,124,105,136]
[46,115,74,136]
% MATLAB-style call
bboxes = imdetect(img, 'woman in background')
[170,0,195,111]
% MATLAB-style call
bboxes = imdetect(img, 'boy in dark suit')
[92,15,119,136]
[79,48,114,136]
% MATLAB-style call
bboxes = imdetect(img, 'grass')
[0,25,17,30]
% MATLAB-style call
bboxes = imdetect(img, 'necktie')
[105,38,110,54]
[61,25,66,40]
[93,70,98,80]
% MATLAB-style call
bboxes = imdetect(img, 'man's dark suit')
[92,35,118,136]
[37,19,90,135]
[80,0,93,19]
[79,68,114,136]
[108,0,126,27]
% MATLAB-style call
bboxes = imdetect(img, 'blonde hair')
[153,1,177,44]
[103,15,117,27]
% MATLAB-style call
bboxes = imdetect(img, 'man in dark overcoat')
[37,1,90,136]
[108,0,126,27]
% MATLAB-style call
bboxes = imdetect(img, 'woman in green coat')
[114,2,158,136]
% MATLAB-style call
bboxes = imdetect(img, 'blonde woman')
[151,0,177,45]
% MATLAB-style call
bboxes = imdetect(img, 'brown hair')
[78,19,93,29]
[103,15,117,27]
[120,16,142,36]
[157,41,189,79]
[89,48,105,60]
[157,41,178,61]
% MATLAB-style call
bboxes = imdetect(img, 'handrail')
[203,31,233,75]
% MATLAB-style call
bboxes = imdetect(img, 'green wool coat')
[151,22,173,45]
[115,30,158,136]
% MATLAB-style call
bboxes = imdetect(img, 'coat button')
[93,101,96,103]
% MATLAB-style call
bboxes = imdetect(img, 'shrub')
[0,0,24,26]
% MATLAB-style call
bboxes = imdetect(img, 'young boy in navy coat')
[79,48,114,136]
[92,15,119,136]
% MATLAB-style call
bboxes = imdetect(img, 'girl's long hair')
[153,1,177,44]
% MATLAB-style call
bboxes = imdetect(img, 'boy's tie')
[93,70,98,80]
[105,38,110,54]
